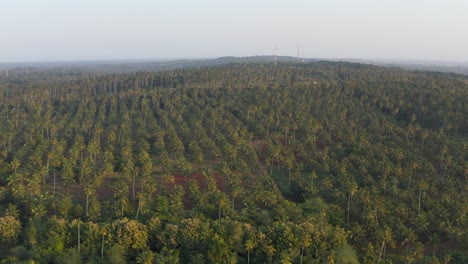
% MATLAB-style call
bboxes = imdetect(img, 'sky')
[1,0,467,62]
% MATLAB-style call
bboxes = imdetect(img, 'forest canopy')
[0,61,467,263]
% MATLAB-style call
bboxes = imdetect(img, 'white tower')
[274,46,278,65]
[297,44,300,63]
[297,44,304,63]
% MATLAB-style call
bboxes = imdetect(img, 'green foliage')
[0,61,466,262]
[107,245,127,264]
[154,248,179,264]
[136,250,155,264]
[270,168,294,196]
[55,248,81,264]
[0,215,21,244]
[9,246,29,261]
[333,245,359,264]
[112,218,148,252]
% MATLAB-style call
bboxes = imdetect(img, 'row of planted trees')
[0,62,467,263]
[1,208,356,263]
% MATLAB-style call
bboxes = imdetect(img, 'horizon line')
[0,56,467,66]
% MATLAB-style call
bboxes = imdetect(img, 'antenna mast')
[297,44,304,63]
[274,45,278,65]
[297,44,301,63]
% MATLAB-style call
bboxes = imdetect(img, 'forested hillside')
[0,62,466,263]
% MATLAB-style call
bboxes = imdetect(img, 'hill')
[0,61,466,263]
[0,56,317,78]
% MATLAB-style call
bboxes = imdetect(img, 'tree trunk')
[442,163,449,178]
[378,241,386,263]
[53,169,56,197]
[132,173,136,202]
[347,192,351,225]
[86,194,89,217]
[300,244,304,264]
[101,233,104,259]
[407,170,413,192]
[77,224,81,252]
[375,205,379,226]
[418,188,421,217]
[136,198,141,220]
[118,127,122,144]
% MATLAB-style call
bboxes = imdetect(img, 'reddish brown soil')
[96,184,115,201]
[164,171,231,209]
[250,140,266,153]
[51,168,232,210]
[168,172,205,191]
[212,172,229,193]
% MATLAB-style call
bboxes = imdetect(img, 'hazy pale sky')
[1,0,467,62]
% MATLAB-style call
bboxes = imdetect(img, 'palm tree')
[71,218,83,252]
[378,226,394,262]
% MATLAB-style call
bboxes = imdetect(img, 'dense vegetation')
[0,61,466,263]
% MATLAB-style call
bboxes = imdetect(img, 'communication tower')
[274,46,278,65]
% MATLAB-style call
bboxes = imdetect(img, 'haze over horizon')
[1,0,468,63]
